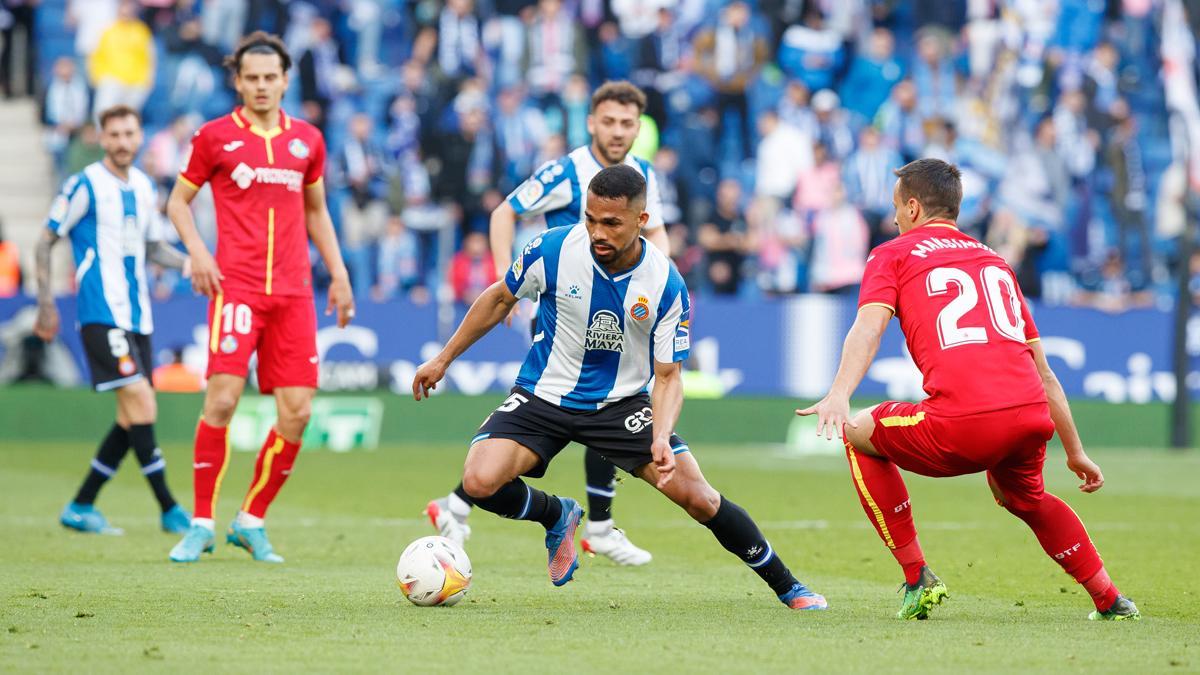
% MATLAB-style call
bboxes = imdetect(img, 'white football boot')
[581,524,652,566]
[424,498,471,546]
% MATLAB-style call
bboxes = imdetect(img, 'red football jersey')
[178,107,326,297]
[858,221,1046,416]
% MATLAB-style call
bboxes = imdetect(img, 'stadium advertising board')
[0,297,1194,403]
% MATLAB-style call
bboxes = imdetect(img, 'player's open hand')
[33,301,59,342]
[795,395,856,440]
[188,248,223,298]
[650,437,675,488]
[327,276,355,327]
[1066,453,1104,493]
[412,359,448,401]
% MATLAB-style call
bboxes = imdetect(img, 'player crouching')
[799,159,1138,621]
[413,165,825,610]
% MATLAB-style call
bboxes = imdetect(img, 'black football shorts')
[471,387,690,478]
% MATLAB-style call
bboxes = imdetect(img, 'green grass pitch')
[2,440,1197,673]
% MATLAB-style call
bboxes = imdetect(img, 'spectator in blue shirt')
[839,28,904,124]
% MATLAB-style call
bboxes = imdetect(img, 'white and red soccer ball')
[396,536,473,607]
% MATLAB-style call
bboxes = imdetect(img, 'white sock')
[236,511,265,529]
[586,519,614,536]
[447,492,472,521]
[191,517,215,532]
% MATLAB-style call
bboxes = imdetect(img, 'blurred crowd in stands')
[2,0,1199,312]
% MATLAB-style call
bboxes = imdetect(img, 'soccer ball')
[396,536,473,607]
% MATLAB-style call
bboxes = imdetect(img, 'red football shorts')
[204,290,319,393]
[868,401,1056,509]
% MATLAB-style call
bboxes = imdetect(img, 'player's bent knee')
[683,485,721,521]
[461,467,505,500]
[844,409,879,454]
[119,381,157,424]
[278,404,312,433]
[203,392,240,425]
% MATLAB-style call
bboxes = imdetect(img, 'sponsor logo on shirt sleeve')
[515,180,544,209]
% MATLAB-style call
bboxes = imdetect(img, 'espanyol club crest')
[288,138,310,159]
[117,355,136,376]
[220,335,239,354]
[629,296,650,321]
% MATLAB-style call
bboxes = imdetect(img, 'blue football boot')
[226,521,285,563]
[779,582,829,611]
[169,524,215,562]
[161,505,191,534]
[545,497,583,586]
[60,503,123,535]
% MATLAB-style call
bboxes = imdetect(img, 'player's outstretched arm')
[304,181,355,327]
[412,281,520,401]
[166,180,223,298]
[1030,340,1103,493]
[488,201,521,327]
[649,360,684,488]
[489,200,518,280]
[796,305,892,439]
[32,229,60,342]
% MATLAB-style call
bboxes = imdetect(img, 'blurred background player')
[425,81,668,566]
[35,105,191,536]
[414,166,825,610]
[166,33,355,564]
[799,159,1138,621]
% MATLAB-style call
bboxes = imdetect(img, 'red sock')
[193,419,230,520]
[999,491,1117,610]
[846,441,926,584]
[240,428,301,519]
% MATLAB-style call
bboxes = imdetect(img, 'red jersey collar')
[900,219,959,237]
[231,107,292,135]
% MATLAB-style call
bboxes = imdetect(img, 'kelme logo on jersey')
[585,310,624,352]
[230,162,304,192]
[629,296,650,321]
[288,138,310,159]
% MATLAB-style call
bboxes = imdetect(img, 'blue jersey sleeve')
[653,266,691,363]
[506,158,576,218]
[46,173,92,237]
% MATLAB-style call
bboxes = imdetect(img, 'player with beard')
[425,82,668,566]
[36,105,192,536]
[413,165,826,610]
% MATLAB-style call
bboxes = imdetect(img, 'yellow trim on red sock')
[848,444,896,549]
[242,433,286,513]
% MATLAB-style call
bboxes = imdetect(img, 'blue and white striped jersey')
[505,145,665,232]
[505,224,690,410]
[46,162,162,334]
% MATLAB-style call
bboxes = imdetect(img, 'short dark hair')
[591,81,647,114]
[893,158,962,219]
[224,31,292,74]
[97,105,141,130]
[588,165,647,208]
